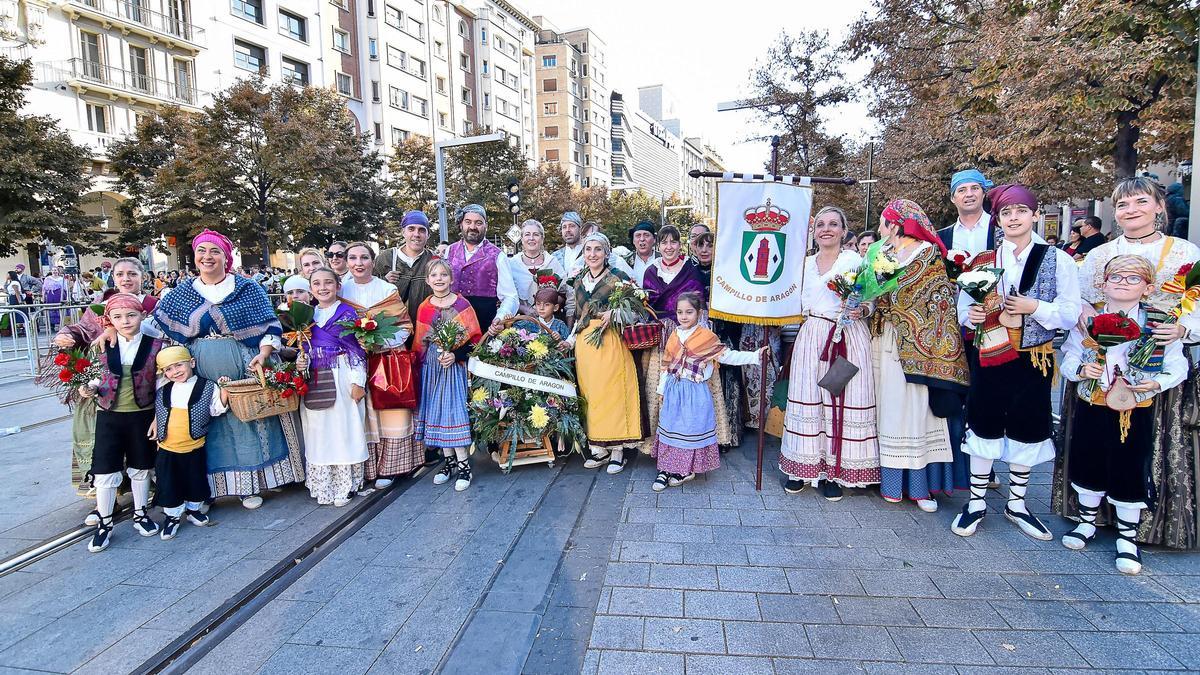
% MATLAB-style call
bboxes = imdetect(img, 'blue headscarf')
[455,204,487,224]
[950,168,993,194]
[401,210,430,228]
[561,211,582,226]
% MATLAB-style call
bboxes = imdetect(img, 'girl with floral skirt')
[651,292,764,491]
[413,260,483,491]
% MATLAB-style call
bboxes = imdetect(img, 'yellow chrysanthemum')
[528,341,549,358]
[471,388,488,403]
[529,404,550,429]
[872,255,898,275]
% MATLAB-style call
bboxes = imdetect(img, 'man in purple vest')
[446,204,519,330]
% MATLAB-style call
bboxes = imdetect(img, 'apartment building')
[682,137,723,225]
[532,17,609,188]
[609,89,679,198]
[471,0,535,159]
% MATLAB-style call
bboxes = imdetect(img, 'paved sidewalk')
[587,438,1200,673]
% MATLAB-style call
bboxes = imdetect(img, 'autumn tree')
[0,56,101,257]
[388,135,438,215]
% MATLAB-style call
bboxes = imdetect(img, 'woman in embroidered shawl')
[871,200,970,512]
[339,242,417,490]
[299,268,369,506]
[151,231,303,510]
[652,292,762,491]
[780,206,880,500]
[413,259,483,491]
[1054,177,1200,549]
[568,233,643,473]
[47,258,158,513]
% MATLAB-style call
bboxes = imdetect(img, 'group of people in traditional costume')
[54,171,1200,576]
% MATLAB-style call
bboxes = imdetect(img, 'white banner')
[711,181,812,324]
[467,357,578,397]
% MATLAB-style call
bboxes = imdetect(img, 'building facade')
[609,88,680,199]
[533,17,608,188]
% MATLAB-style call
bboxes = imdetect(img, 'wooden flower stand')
[494,434,556,473]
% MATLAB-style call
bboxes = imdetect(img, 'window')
[495,36,504,50]
[279,10,306,41]
[173,59,194,102]
[413,96,428,116]
[333,28,351,53]
[432,5,443,23]
[389,85,409,109]
[438,111,448,128]
[79,31,102,74]
[542,78,556,92]
[611,138,622,152]
[434,40,444,58]
[281,57,309,85]
[460,87,471,105]
[458,20,467,37]
[544,149,559,162]
[407,16,424,39]
[543,125,558,139]
[480,27,486,44]
[388,46,406,69]
[391,127,409,145]
[570,59,576,74]
[543,102,557,115]
[483,93,490,109]
[128,45,149,92]
[411,56,426,78]
[482,60,488,74]
[374,122,382,142]
[231,0,263,24]
[85,103,108,133]
[367,0,375,16]
[371,80,381,102]
[435,76,446,94]
[369,38,378,59]
[335,72,352,96]
[495,66,506,82]
[571,104,578,118]
[541,55,556,67]
[613,166,624,178]
[233,40,266,72]
[459,53,470,72]
[330,0,348,9]
[384,5,401,28]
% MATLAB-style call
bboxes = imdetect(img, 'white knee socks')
[1074,490,1102,539]
[94,472,121,519]
[967,455,993,514]
[453,446,469,462]
[129,469,151,512]
[1007,463,1032,515]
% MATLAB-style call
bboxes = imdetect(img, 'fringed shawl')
[664,326,726,383]
[341,288,414,342]
[310,301,367,370]
[874,245,969,393]
[572,267,632,328]
[643,258,705,315]
[153,276,280,349]
[412,294,483,357]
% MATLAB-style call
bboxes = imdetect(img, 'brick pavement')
[586,438,1200,673]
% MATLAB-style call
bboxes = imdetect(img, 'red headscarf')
[191,229,234,273]
[881,199,947,258]
[104,292,144,316]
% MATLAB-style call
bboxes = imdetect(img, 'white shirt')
[459,241,519,320]
[1061,303,1187,400]
[949,211,991,257]
[554,243,584,273]
[632,253,659,286]
[802,251,863,319]
[192,275,282,350]
[655,325,761,392]
[117,332,144,366]
[167,375,229,416]
[339,276,413,348]
[957,239,1081,332]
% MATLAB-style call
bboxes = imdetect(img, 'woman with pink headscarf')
[150,230,304,510]
[870,199,970,512]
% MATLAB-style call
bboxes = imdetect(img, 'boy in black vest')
[151,346,231,540]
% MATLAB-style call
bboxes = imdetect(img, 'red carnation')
[274,371,288,383]
[58,370,73,382]
[1179,262,1194,276]
[74,358,91,373]
[292,375,305,386]
[280,388,294,398]
[54,352,70,366]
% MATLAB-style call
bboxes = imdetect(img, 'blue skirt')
[656,378,717,450]
[415,347,471,449]
[190,337,291,472]
[880,463,956,501]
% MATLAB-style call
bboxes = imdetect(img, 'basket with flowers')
[224,362,309,422]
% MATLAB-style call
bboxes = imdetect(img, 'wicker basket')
[619,321,662,350]
[224,366,299,422]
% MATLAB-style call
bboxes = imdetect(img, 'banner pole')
[755,340,767,491]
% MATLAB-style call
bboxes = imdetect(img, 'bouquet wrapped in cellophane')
[827,241,906,343]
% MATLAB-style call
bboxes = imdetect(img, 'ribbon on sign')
[467,357,578,397]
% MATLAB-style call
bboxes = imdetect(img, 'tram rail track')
[0,504,134,577]
[132,467,426,675]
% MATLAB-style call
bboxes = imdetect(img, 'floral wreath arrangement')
[468,322,587,466]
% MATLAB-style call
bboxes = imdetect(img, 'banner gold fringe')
[708,308,805,326]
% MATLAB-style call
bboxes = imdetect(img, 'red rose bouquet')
[338,313,401,352]
[42,348,102,403]
[1080,311,1142,397]
[943,249,972,280]
[263,362,308,399]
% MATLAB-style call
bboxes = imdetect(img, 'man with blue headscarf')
[376,211,437,329]
[938,168,997,256]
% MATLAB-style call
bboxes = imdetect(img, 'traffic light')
[507,180,521,215]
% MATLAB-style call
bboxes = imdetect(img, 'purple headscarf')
[987,184,1038,230]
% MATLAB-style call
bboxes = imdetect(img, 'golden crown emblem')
[743,199,789,231]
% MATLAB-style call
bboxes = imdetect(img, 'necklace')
[521,251,544,264]
[1126,230,1162,243]
[432,291,453,299]
[586,268,605,280]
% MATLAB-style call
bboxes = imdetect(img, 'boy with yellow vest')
[151,346,230,540]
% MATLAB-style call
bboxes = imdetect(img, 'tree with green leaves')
[387,135,438,216]
[0,56,100,257]
[110,77,390,264]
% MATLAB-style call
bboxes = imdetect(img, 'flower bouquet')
[535,269,562,290]
[276,300,316,355]
[1128,260,1200,372]
[827,241,907,342]
[43,348,102,403]
[943,249,972,281]
[585,279,654,348]
[265,362,309,399]
[338,313,402,352]
[1079,311,1142,400]
[224,361,309,421]
[957,267,1005,347]
[425,316,469,355]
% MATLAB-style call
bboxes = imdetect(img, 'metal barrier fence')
[0,303,94,376]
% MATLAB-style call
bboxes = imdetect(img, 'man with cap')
[445,204,518,331]
[938,169,997,257]
[629,220,659,285]
[552,211,586,275]
[375,210,437,333]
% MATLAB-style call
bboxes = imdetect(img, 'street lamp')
[434,132,506,241]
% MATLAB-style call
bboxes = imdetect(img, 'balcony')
[60,0,205,53]
[39,58,203,109]
[69,129,118,159]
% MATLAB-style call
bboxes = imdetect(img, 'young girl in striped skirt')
[651,292,764,491]
[413,259,483,491]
